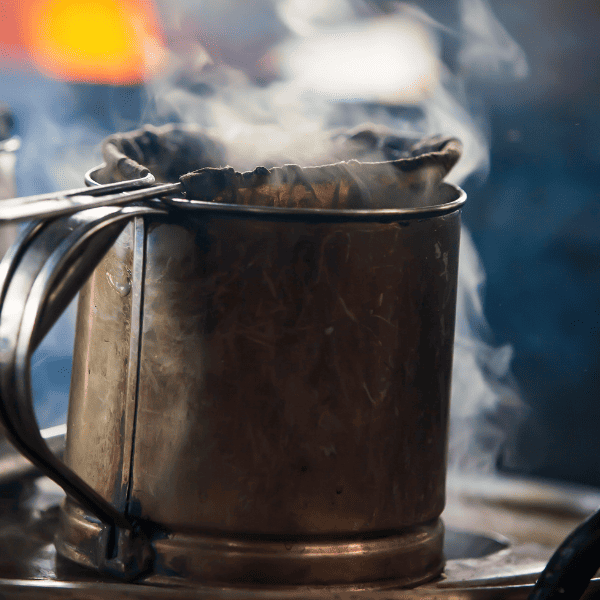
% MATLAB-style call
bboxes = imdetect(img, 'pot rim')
[85,164,466,223]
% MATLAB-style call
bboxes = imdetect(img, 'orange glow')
[21,0,166,84]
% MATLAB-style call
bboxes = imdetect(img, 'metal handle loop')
[0,204,164,532]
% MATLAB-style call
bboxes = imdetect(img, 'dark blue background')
[460,0,600,484]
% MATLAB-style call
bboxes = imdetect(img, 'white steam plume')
[449,227,526,473]
[148,0,528,474]
[2,0,529,467]
[458,0,528,81]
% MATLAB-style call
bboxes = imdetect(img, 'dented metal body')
[0,147,465,587]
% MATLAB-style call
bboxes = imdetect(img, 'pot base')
[56,498,444,587]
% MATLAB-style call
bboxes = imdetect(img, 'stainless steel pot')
[0,157,465,589]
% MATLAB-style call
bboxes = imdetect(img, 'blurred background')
[0,0,599,486]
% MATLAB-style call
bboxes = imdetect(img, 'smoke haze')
[146,0,528,473]
[2,0,529,469]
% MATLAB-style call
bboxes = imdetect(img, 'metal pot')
[0,157,465,589]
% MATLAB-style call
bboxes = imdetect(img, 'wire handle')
[0,171,181,223]
[0,203,165,576]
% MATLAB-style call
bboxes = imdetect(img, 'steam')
[276,13,439,104]
[147,0,528,473]
[457,0,528,81]
[449,227,526,473]
[3,0,529,466]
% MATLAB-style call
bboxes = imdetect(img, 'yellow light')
[23,0,166,84]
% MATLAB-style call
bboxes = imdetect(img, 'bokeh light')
[2,0,166,83]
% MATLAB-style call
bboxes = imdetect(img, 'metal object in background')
[0,104,20,257]
[0,151,465,588]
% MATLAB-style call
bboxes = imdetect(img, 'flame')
[20,0,166,84]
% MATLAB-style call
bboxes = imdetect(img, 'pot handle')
[0,204,165,572]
